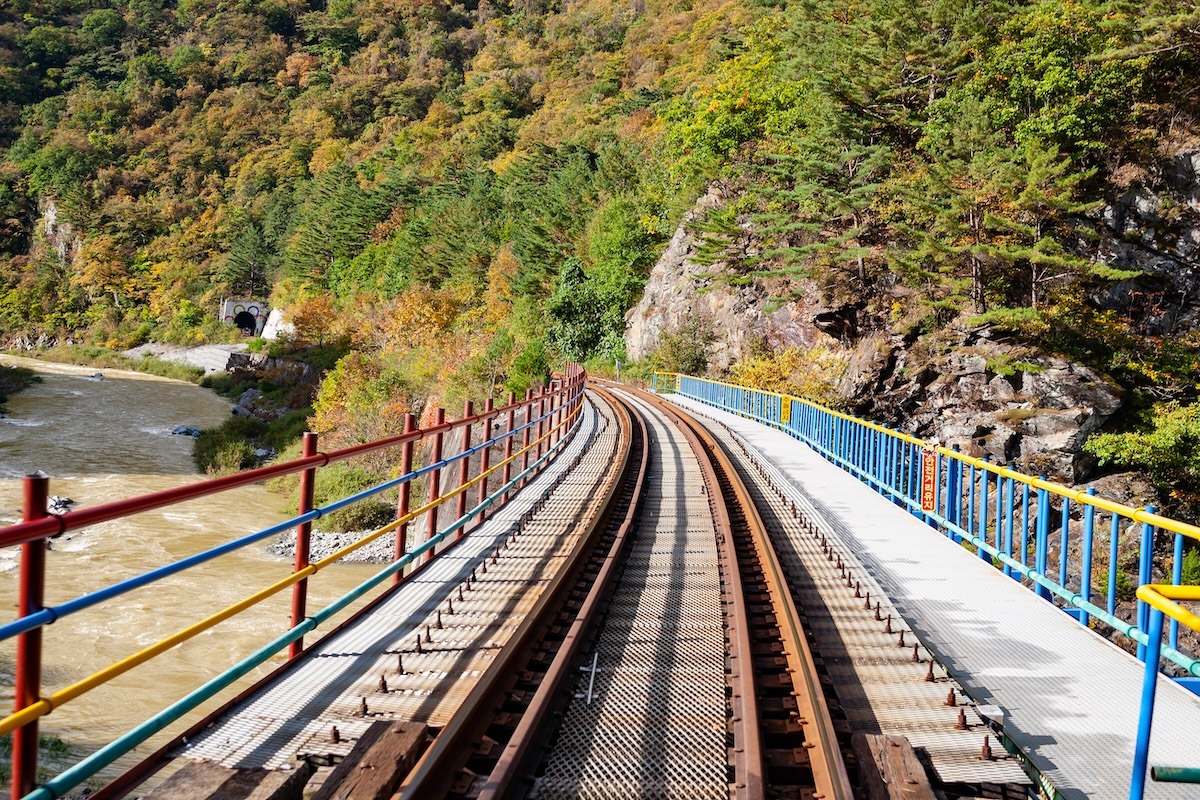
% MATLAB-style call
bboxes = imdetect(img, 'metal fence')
[655,371,1200,800]
[0,366,587,799]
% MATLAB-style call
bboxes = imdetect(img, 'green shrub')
[1085,402,1200,507]
[311,463,395,532]
[194,415,265,474]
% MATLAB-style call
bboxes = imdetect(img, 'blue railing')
[655,371,1200,799]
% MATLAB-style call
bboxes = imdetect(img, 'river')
[0,355,380,785]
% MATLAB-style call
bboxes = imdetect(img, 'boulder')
[172,425,203,437]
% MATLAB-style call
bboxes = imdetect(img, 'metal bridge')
[0,368,1197,800]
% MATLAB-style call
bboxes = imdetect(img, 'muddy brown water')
[0,355,381,785]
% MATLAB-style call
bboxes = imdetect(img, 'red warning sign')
[920,448,938,512]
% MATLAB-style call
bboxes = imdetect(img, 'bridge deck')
[170,395,618,785]
[671,395,1200,800]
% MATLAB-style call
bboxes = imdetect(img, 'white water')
[0,355,381,782]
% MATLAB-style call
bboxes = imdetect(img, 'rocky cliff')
[626,147,1200,486]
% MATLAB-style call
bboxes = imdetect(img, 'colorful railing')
[655,371,1200,799]
[0,366,587,799]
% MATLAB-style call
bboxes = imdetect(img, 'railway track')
[393,384,852,799]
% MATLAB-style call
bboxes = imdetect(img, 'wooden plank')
[310,721,429,800]
[852,732,938,800]
[140,759,314,800]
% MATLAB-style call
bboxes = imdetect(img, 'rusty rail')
[626,383,854,800]
[396,387,642,798]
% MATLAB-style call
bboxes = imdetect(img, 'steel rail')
[396,388,638,798]
[628,383,854,800]
[474,387,649,799]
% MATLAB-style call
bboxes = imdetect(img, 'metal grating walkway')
[670,395,1200,800]
[695,414,1030,787]
[534,391,728,800]
[177,395,621,775]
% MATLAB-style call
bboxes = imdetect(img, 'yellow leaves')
[729,345,850,407]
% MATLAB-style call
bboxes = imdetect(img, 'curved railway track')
[395,384,852,799]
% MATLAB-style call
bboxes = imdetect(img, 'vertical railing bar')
[967,464,977,544]
[978,459,990,562]
[1020,482,1030,572]
[1081,487,1096,627]
[477,398,495,520]
[1036,480,1051,601]
[520,389,533,487]
[1170,531,1183,651]
[455,399,474,534]
[13,472,49,798]
[1059,497,1071,592]
[423,407,446,566]
[1004,477,1015,578]
[1131,607,1165,800]
[393,413,416,584]
[288,432,318,659]
[1108,513,1120,617]
[1136,506,1156,661]
[502,391,516,503]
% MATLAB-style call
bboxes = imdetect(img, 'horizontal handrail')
[3,365,588,799]
[0,383,577,549]
[0,391,568,644]
[25,402,589,800]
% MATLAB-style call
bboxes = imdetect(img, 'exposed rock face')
[853,329,1124,482]
[630,149,1200,485]
[1094,148,1200,333]
[624,187,830,370]
[39,198,78,263]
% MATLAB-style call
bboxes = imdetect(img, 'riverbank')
[5,344,205,382]
[0,363,40,413]
[268,529,399,564]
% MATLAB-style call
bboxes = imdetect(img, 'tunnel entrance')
[233,310,257,335]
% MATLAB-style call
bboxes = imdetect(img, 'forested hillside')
[2,0,1200,502]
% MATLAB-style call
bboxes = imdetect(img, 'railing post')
[393,414,416,584]
[1170,531,1183,651]
[978,458,991,562]
[503,391,516,501]
[13,473,49,798]
[1035,480,1052,601]
[455,400,473,532]
[1136,506,1156,661]
[550,381,562,448]
[520,389,533,487]
[1108,513,1120,616]
[946,445,961,540]
[424,408,446,564]
[535,389,548,464]
[289,432,318,659]
[1081,487,1096,626]
[1130,606,1165,800]
[477,398,494,516]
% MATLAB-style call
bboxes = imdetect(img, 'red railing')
[0,365,586,798]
